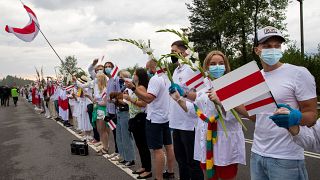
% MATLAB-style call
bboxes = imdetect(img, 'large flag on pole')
[212,61,272,111]
[5,4,40,42]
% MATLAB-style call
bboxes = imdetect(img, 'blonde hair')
[96,73,107,93]
[119,70,131,79]
[203,50,231,73]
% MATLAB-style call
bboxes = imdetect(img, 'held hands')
[169,83,184,96]
[125,80,135,89]
[123,93,130,101]
[269,104,302,129]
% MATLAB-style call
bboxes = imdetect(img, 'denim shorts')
[250,152,308,180]
[145,120,172,150]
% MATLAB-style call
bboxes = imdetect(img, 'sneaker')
[63,121,71,127]
[116,160,127,165]
[122,161,135,168]
[163,171,174,179]
[107,153,118,159]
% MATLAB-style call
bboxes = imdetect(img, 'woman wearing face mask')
[123,68,152,179]
[109,70,136,168]
[169,50,246,180]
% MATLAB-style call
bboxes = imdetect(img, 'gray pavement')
[0,98,319,180]
[0,99,133,180]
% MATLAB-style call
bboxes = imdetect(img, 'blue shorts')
[145,120,172,150]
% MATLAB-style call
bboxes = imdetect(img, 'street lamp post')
[297,0,304,59]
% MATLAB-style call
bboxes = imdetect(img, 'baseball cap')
[257,26,285,44]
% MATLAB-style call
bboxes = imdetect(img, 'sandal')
[97,148,108,155]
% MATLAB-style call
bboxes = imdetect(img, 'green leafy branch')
[109,38,155,60]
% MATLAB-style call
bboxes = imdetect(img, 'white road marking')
[245,138,320,159]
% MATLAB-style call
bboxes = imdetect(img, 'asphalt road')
[0,99,133,180]
[0,98,319,180]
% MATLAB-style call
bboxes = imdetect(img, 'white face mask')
[97,70,103,74]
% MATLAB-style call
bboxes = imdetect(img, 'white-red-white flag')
[244,92,277,116]
[58,89,69,121]
[107,120,116,130]
[5,4,40,42]
[184,71,205,92]
[212,61,271,111]
[64,85,75,92]
[156,65,167,77]
[111,66,119,78]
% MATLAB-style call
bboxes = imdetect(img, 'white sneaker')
[107,153,118,159]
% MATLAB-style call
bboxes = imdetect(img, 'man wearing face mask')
[250,26,317,180]
[169,40,204,180]
[104,61,121,159]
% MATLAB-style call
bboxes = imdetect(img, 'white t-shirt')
[252,63,317,160]
[169,64,197,131]
[146,74,170,124]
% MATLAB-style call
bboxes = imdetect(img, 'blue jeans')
[250,152,308,180]
[116,111,135,161]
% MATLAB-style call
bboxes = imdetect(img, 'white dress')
[186,78,246,166]
[76,88,93,131]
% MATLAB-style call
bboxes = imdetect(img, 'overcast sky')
[0,0,319,80]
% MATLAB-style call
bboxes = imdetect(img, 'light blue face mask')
[147,70,154,78]
[208,65,225,79]
[260,48,283,66]
[104,67,112,75]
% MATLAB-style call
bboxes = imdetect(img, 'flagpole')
[18,0,72,75]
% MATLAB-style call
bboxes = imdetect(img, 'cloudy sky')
[0,0,319,80]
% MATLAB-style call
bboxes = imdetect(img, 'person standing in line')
[249,26,318,180]
[125,59,175,180]
[169,40,204,180]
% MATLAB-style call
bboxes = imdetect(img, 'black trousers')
[87,104,100,141]
[13,97,18,106]
[172,129,203,180]
[0,96,4,106]
[131,113,151,172]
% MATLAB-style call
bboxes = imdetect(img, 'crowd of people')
[17,26,319,180]
[0,85,20,107]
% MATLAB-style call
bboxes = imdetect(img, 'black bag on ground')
[70,140,89,156]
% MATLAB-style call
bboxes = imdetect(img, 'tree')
[59,56,78,75]
[186,0,289,66]
[59,56,78,85]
